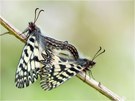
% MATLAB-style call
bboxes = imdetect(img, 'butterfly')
[15,8,79,88]
[15,8,105,90]
[39,46,105,90]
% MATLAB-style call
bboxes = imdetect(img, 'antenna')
[34,8,44,23]
[34,8,39,23]
[92,47,105,61]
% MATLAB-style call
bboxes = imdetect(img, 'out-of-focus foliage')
[0,0,134,101]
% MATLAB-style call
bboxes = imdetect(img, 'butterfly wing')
[15,34,44,88]
[39,51,86,90]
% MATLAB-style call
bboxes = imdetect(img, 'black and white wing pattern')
[15,33,44,88]
[39,50,93,90]
[14,8,84,90]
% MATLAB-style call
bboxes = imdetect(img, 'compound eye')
[91,61,96,66]
[28,22,33,25]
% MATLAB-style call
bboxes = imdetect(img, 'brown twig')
[0,16,124,101]
[77,72,124,101]
[0,16,26,42]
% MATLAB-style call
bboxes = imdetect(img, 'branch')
[0,16,124,101]
[77,72,124,101]
[0,16,26,42]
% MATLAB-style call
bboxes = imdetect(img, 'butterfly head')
[27,22,36,33]
[82,47,105,70]
[84,59,96,68]
[22,8,44,35]
[79,59,95,72]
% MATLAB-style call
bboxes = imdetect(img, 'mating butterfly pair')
[15,8,105,90]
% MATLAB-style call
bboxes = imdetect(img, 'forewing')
[15,34,44,88]
[40,54,84,90]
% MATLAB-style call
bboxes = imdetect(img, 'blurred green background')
[0,0,134,101]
